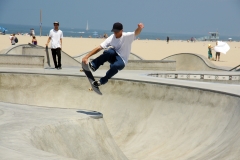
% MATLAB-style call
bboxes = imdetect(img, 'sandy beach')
[0,34,239,68]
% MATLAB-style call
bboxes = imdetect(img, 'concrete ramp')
[0,72,240,159]
[22,47,81,68]
[1,44,81,68]
[162,53,230,71]
[0,54,44,68]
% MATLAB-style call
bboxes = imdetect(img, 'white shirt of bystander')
[49,29,63,49]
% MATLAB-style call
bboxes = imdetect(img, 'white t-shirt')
[49,29,63,49]
[11,36,15,45]
[100,32,135,64]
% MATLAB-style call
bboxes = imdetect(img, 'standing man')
[82,22,144,87]
[46,21,63,69]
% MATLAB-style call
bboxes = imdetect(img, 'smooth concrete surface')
[22,47,81,68]
[0,103,127,160]
[0,54,44,68]
[91,60,176,71]
[0,44,31,55]
[1,68,240,159]
[125,60,176,70]
[1,44,81,68]
[162,53,230,71]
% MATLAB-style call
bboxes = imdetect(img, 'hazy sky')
[0,0,239,36]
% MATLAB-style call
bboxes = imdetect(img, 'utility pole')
[40,9,42,37]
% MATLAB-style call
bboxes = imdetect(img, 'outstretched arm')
[82,46,103,64]
[135,23,144,36]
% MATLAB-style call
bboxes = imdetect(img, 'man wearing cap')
[82,22,144,87]
[46,21,63,69]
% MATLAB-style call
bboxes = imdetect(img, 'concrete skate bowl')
[2,44,81,68]
[1,73,240,159]
[161,53,230,71]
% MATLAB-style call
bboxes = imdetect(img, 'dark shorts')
[216,52,220,56]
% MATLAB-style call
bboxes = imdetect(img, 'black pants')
[51,48,61,68]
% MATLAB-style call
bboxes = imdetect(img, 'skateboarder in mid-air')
[82,22,144,87]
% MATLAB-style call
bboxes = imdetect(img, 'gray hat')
[53,21,59,25]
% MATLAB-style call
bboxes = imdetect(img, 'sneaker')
[58,67,62,70]
[89,62,96,72]
[92,80,101,87]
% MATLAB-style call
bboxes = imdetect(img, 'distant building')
[197,32,219,41]
[208,32,219,41]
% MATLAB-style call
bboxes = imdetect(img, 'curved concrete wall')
[2,44,81,68]
[0,73,240,159]
[162,53,229,71]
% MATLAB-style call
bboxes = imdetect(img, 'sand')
[0,34,239,68]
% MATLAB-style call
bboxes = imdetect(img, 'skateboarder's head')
[111,22,123,38]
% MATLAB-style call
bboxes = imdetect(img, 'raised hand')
[138,23,144,29]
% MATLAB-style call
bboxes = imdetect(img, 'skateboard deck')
[45,46,51,67]
[81,62,102,95]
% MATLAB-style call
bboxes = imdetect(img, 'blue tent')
[2,28,7,32]
[0,27,7,34]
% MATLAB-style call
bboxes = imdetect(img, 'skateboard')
[45,46,51,67]
[81,62,102,95]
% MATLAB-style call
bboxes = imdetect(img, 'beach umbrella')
[214,41,230,54]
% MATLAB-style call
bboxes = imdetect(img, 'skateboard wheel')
[80,69,83,72]
[89,88,93,91]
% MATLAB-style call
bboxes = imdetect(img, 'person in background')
[11,34,16,45]
[46,21,63,70]
[208,44,213,60]
[9,34,13,44]
[167,36,169,44]
[32,36,37,45]
[215,42,220,61]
